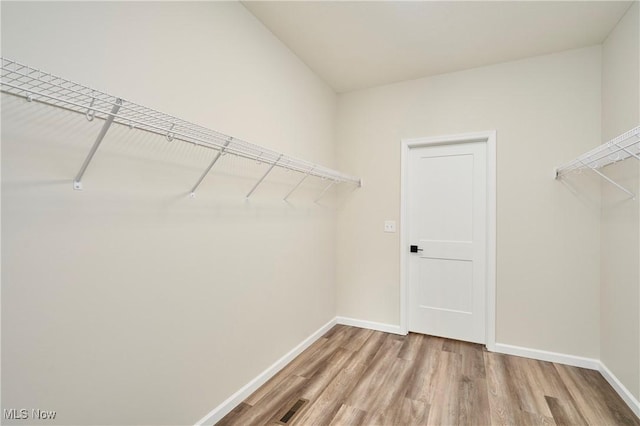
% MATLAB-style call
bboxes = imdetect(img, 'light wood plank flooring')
[218,325,640,425]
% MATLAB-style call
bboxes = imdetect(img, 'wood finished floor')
[217,325,640,426]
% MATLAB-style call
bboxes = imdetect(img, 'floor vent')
[278,398,308,424]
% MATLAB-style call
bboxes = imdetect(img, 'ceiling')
[243,1,633,93]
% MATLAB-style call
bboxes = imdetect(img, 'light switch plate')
[384,220,396,233]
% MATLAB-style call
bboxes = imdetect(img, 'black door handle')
[410,245,423,253]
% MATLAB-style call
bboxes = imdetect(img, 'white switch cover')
[384,220,396,233]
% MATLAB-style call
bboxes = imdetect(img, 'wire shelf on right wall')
[555,126,640,199]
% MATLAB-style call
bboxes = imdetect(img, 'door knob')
[410,245,423,253]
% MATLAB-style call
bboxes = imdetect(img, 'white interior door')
[407,141,487,344]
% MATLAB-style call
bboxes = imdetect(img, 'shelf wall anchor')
[85,97,96,121]
[189,138,232,197]
[73,98,123,190]
[246,154,282,198]
[166,124,175,142]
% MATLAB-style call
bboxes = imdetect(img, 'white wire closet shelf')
[555,126,640,199]
[0,57,362,198]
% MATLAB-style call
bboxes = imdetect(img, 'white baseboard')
[335,316,404,335]
[194,317,337,426]
[492,343,600,370]
[493,343,640,419]
[599,361,640,418]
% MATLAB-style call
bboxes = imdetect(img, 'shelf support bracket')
[315,180,336,202]
[73,98,123,190]
[283,168,314,201]
[581,160,635,199]
[246,154,282,198]
[189,138,232,197]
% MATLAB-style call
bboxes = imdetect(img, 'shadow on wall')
[557,172,603,211]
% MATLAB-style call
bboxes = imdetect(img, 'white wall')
[335,46,603,359]
[600,1,640,401]
[1,2,338,425]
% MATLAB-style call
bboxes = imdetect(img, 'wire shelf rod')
[555,126,640,178]
[555,125,639,198]
[2,77,234,151]
[558,139,638,174]
[4,68,294,169]
[2,80,232,152]
[2,71,359,184]
[558,139,636,173]
[0,57,362,190]
[2,79,355,181]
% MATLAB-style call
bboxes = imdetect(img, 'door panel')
[418,258,473,313]
[413,153,474,242]
[407,142,486,343]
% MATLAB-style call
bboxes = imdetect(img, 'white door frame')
[400,130,497,350]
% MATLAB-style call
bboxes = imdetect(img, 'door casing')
[400,130,497,350]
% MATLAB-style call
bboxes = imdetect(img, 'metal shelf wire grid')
[0,57,362,187]
[555,126,640,178]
